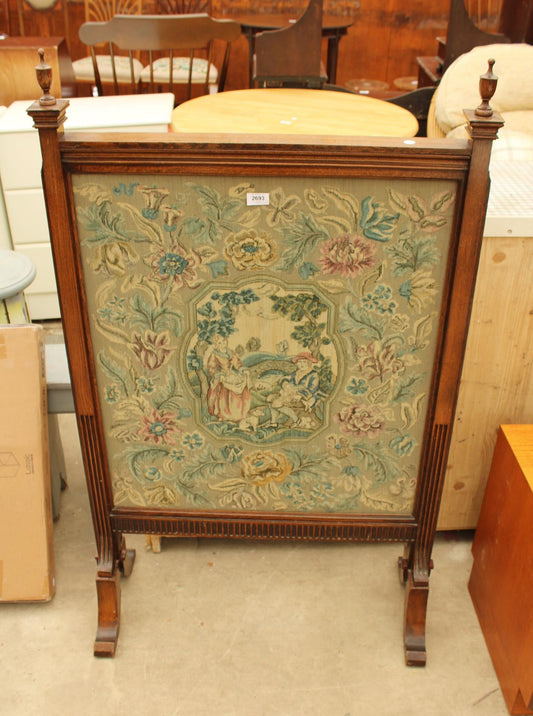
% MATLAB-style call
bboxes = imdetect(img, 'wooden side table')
[469,425,533,715]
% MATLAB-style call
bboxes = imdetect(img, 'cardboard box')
[0,325,55,601]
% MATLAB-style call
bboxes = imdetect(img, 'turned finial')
[475,59,498,117]
[35,49,56,106]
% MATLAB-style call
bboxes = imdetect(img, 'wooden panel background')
[5,0,530,95]
[3,0,454,90]
[438,236,533,530]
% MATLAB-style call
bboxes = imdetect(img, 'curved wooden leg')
[94,537,136,657]
[94,566,122,657]
[403,568,429,666]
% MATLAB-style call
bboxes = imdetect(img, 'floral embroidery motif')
[241,450,292,485]
[224,230,276,270]
[320,234,376,277]
[73,175,456,515]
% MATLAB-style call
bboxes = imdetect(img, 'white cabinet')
[0,94,175,319]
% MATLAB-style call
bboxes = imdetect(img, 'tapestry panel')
[71,173,457,514]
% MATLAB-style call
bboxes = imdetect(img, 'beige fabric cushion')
[73,55,144,83]
[140,57,218,85]
[490,129,533,162]
[446,123,533,161]
[435,43,533,135]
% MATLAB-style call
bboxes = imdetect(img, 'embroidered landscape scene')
[72,173,456,514]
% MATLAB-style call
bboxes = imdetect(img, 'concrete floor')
[1,414,509,716]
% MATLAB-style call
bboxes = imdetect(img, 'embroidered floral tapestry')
[72,173,456,514]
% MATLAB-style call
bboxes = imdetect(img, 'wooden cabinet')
[0,36,76,108]
[0,93,175,319]
[438,161,533,530]
[469,425,533,715]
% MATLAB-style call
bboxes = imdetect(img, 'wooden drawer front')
[0,132,41,190]
[5,189,49,245]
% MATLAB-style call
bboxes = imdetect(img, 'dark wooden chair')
[321,84,436,138]
[29,56,502,663]
[78,13,241,100]
[254,0,327,88]
[386,86,437,137]
[417,0,509,86]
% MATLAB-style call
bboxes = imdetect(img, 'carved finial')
[475,59,498,117]
[35,49,56,106]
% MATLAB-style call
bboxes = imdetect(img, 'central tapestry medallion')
[184,279,341,444]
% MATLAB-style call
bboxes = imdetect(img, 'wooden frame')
[28,69,501,663]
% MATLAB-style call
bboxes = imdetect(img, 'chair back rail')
[443,0,509,71]
[78,13,241,98]
[254,0,325,88]
[84,0,142,23]
[157,0,211,13]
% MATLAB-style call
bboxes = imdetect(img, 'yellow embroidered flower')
[224,230,276,270]
[93,240,139,276]
[241,450,292,485]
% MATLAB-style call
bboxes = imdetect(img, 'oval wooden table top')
[170,88,419,138]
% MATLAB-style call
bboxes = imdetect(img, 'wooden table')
[170,88,419,137]
[234,14,353,87]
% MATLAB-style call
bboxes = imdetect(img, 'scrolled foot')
[94,569,121,658]
[403,569,429,667]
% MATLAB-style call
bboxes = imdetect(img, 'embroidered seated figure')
[266,352,321,429]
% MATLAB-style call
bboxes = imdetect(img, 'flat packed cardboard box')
[0,325,55,601]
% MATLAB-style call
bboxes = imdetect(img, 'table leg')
[326,33,340,84]
[243,28,255,88]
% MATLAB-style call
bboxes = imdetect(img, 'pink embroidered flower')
[335,404,385,438]
[319,234,376,277]
[139,408,181,445]
[131,330,175,370]
[357,341,404,382]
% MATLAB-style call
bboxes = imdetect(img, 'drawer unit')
[0,93,175,319]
